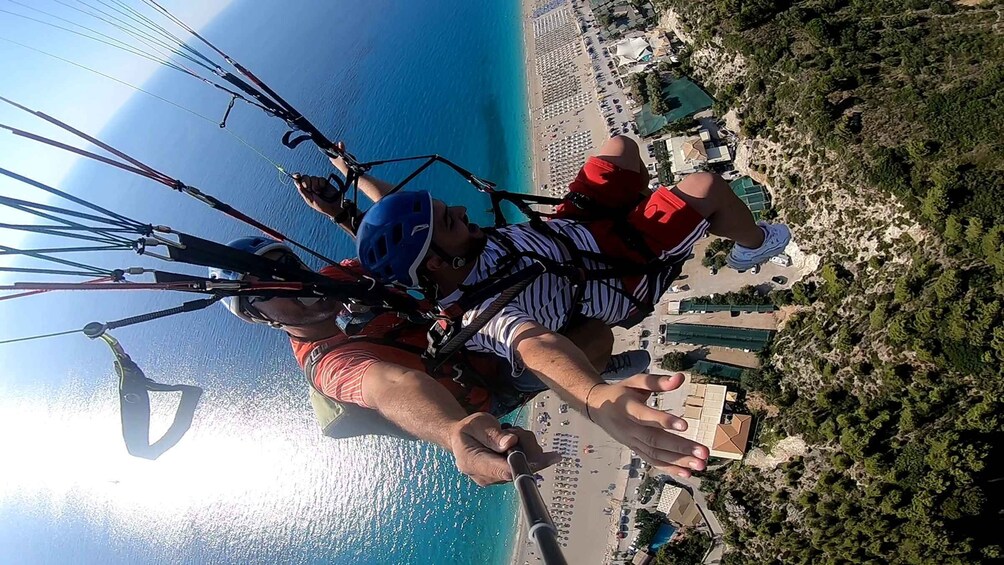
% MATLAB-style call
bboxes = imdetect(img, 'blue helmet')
[357,191,433,287]
[207,236,293,324]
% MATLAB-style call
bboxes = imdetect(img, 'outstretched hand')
[587,373,709,477]
[449,412,561,487]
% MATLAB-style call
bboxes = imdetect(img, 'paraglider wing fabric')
[115,355,203,460]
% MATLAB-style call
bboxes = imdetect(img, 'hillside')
[651,1,1004,563]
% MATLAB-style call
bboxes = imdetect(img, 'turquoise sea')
[0,1,533,563]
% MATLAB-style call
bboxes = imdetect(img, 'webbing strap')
[93,332,202,460]
[429,262,546,372]
[495,189,693,317]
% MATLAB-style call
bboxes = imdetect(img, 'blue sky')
[0,0,235,257]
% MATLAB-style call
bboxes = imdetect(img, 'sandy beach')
[509,1,646,564]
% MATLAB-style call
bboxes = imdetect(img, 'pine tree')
[965,217,984,248]
[943,215,962,243]
[933,268,960,302]
[921,184,948,223]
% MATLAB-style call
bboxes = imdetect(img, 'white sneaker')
[601,350,651,382]
[726,222,791,271]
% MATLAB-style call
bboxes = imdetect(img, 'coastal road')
[570,0,637,141]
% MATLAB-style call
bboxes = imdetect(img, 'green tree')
[821,263,847,296]
[914,308,937,336]
[982,227,1004,271]
[869,302,888,330]
[835,325,853,351]
[943,215,962,244]
[965,217,984,248]
[945,302,969,341]
[921,184,949,223]
[992,325,1004,362]
[628,73,647,101]
[969,300,1001,344]
[888,315,912,344]
[932,269,960,302]
[894,276,916,304]
[661,351,688,371]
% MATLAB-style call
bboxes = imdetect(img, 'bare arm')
[328,144,396,203]
[292,174,360,237]
[360,361,469,449]
[291,143,397,232]
[359,360,561,485]
[514,324,604,412]
[513,321,710,477]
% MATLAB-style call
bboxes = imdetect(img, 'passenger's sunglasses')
[239,250,321,319]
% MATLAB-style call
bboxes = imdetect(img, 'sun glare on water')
[0,375,389,544]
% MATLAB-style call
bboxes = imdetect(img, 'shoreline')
[509,1,636,564]
[508,1,540,563]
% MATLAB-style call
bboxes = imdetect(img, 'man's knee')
[675,172,724,199]
[672,172,729,218]
[595,135,642,174]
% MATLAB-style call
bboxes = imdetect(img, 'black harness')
[293,163,691,442]
[434,189,690,340]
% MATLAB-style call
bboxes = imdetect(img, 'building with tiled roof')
[711,414,753,460]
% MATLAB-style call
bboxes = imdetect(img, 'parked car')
[772,275,788,285]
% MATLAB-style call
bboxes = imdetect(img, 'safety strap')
[419,182,695,369]
[427,261,547,371]
[451,190,690,333]
[90,330,202,460]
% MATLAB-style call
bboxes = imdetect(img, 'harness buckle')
[425,318,456,360]
[565,191,595,211]
[335,305,377,336]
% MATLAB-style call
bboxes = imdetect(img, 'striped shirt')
[440,219,705,374]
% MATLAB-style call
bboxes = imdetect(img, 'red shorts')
[555,156,649,219]
[553,156,708,266]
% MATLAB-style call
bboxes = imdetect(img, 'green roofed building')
[692,360,746,380]
[678,300,777,314]
[635,77,714,137]
[729,176,769,221]
[663,323,774,352]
